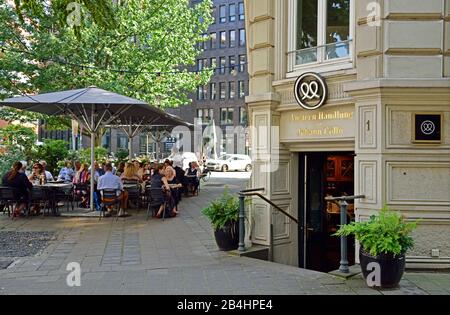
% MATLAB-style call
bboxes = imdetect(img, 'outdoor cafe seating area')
[0,87,204,222]
[0,159,205,221]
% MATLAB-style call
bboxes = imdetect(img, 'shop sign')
[294,72,328,110]
[413,113,442,143]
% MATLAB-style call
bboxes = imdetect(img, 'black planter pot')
[214,221,239,251]
[360,248,406,288]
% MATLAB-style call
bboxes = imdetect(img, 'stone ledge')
[229,245,270,262]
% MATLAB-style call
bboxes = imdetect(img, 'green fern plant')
[202,188,240,231]
[334,206,418,257]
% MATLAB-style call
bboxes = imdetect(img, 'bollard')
[339,200,349,273]
[238,194,246,252]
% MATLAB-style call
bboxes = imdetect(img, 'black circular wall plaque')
[294,72,328,110]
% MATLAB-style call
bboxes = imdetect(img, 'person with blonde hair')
[120,162,142,182]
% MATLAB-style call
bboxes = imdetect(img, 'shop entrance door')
[299,152,355,272]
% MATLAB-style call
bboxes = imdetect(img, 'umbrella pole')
[90,131,95,212]
[128,136,133,160]
[90,106,96,212]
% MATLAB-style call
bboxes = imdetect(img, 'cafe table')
[33,182,73,216]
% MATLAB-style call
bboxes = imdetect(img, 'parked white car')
[206,154,253,172]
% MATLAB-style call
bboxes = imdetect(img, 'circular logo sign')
[420,120,436,135]
[294,72,328,110]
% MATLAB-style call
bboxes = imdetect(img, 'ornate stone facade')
[244,0,450,268]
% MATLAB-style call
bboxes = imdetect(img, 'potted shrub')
[335,207,417,288]
[202,189,239,251]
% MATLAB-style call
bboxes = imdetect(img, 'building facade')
[244,0,450,271]
[168,0,250,155]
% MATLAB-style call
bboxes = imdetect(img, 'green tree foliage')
[0,146,25,177]
[34,139,70,175]
[0,0,213,124]
[78,146,109,164]
[335,206,417,257]
[0,124,36,161]
[115,148,130,165]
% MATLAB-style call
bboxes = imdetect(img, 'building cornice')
[345,79,450,92]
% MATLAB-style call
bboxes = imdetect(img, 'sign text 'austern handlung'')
[291,110,354,122]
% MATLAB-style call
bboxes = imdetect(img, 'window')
[202,33,209,50]
[212,6,217,24]
[293,0,351,66]
[139,134,154,155]
[238,81,246,98]
[197,58,207,71]
[229,56,236,74]
[198,33,207,50]
[198,109,214,124]
[229,30,236,48]
[239,29,246,46]
[239,55,246,72]
[219,82,226,99]
[229,81,236,99]
[221,108,234,125]
[210,57,217,74]
[219,57,226,74]
[239,2,245,20]
[220,31,227,48]
[117,132,128,150]
[210,82,217,100]
[102,129,111,150]
[210,32,217,49]
[239,107,248,124]
[219,5,226,23]
[197,85,208,100]
[229,4,236,22]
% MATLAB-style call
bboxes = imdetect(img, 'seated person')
[28,163,46,184]
[163,160,176,183]
[39,160,54,181]
[185,162,200,195]
[73,163,91,208]
[97,163,129,217]
[58,161,75,182]
[3,161,33,218]
[151,165,178,218]
[121,162,142,186]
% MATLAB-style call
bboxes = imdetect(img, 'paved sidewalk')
[0,173,449,295]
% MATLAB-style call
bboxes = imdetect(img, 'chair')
[73,183,89,208]
[54,186,73,214]
[147,187,166,221]
[142,183,152,209]
[124,184,141,211]
[99,189,121,221]
[0,186,26,218]
[29,187,49,217]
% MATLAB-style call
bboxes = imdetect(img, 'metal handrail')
[242,192,299,225]
[238,188,299,252]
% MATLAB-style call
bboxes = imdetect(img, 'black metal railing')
[238,188,299,253]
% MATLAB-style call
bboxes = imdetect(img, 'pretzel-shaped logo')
[294,73,328,110]
[420,120,435,135]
